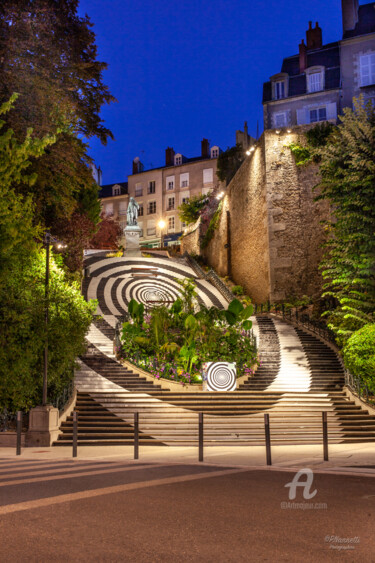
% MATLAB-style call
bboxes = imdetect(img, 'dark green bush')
[343,324,375,393]
[232,285,244,296]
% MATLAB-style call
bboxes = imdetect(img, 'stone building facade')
[126,139,221,247]
[263,1,375,130]
[181,127,330,304]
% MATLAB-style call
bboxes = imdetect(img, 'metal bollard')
[322,412,329,461]
[134,412,139,460]
[16,411,22,456]
[264,414,272,466]
[198,413,204,462]
[72,411,78,458]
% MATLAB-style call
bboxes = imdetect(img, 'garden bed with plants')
[118,279,258,386]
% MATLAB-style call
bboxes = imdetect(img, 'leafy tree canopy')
[0,0,114,260]
[315,97,375,345]
[216,144,245,185]
[178,194,208,225]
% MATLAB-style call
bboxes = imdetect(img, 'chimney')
[299,39,307,73]
[306,21,322,50]
[341,0,359,33]
[132,157,143,175]
[201,138,210,158]
[165,147,175,167]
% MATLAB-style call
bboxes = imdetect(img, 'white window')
[180,173,189,188]
[181,197,189,204]
[105,203,113,216]
[112,185,121,196]
[119,200,127,215]
[166,175,175,190]
[275,81,285,100]
[174,154,182,166]
[147,220,156,236]
[308,73,323,93]
[135,183,142,197]
[211,146,220,158]
[360,53,375,87]
[147,201,156,214]
[147,181,155,194]
[309,107,327,123]
[274,112,287,128]
[167,197,175,210]
[138,204,144,217]
[168,216,175,232]
[203,168,213,184]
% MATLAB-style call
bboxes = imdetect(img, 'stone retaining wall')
[182,126,330,302]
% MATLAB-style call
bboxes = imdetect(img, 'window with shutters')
[274,112,287,128]
[360,53,375,87]
[105,203,113,216]
[135,183,143,197]
[168,216,175,232]
[166,175,175,190]
[167,197,175,210]
[274,81,285,99]
[309,107,327,123]
[180,172,189,188]
[147,201,156,214]
[203,168,213,184]
[308,73,322,92]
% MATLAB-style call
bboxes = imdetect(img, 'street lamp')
[43,232,51,406]
[158,219,166,248]
[42,232,65,406]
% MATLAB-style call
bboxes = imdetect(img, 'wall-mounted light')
[287,129,291,133]
[275,129,281,134]
[216,191,224,200]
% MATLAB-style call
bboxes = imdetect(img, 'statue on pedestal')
[127,197,139,226]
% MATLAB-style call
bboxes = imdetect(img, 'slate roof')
[263,42,340,102]
[99,182,128,199]
[343,2,375,39]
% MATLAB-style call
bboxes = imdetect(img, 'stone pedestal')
[124,225,142,257]
[26,405,60,447]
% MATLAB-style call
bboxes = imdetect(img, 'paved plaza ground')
[0,445,374,562]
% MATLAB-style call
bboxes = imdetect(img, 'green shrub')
[343,324,375,393]
[232,285,244,296]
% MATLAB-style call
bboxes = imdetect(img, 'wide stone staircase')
[54,255,375,447]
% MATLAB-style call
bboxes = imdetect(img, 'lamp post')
[158,219,166,248]
[43,232,51,406]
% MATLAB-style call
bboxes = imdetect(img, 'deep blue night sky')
[78,0,345,184]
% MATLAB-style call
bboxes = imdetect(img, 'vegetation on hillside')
[315,98,375,346]
[0,96,96,411]
[178,194,208,226]
[216,144,245,185]
[119,280,257,384]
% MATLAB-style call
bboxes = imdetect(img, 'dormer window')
[210,146,220,159]
[112,184,121,196]
[306,66,325,93]
[271,73,288,100]
[174,154,182,166]
[275,81,285,99]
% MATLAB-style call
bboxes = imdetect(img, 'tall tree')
[315,98,375,345]
[0,0,115,254]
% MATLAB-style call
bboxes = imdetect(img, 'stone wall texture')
[181,126,330,303]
